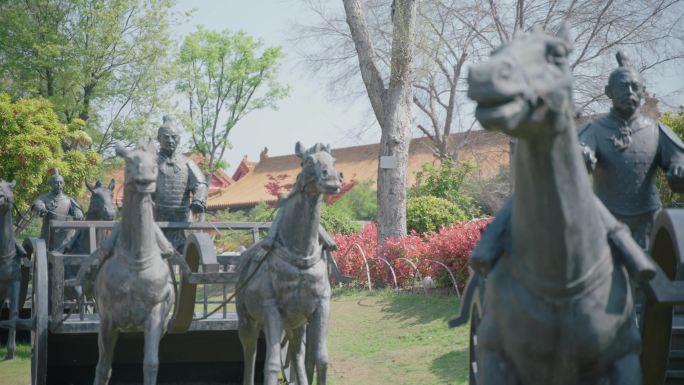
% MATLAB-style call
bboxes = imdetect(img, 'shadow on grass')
[375,290,462,326]
[431,348,469,384]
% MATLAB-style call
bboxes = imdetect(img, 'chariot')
[2,219,272,384]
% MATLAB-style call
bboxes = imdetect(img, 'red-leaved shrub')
[332,218,492,290]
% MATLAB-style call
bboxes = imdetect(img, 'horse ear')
[115,145,130,158]
[326,144,331,153]
[85,180,94,192]
[95,180,103,188]
[295,142,306,159]
[555,22,572,45]
[108,178,116,191]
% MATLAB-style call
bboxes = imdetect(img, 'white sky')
[172,0,684,176]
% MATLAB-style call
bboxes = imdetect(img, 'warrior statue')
[154,116,208,250]
[31,168,84,250]
[578,51,684,250]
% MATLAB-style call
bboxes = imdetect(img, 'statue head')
[467,24,574,138]
[605,51,644,120]
[0,180,16,213]
[116,142,158,194]
[49,168,65,195]
[157,115,180,157]
[294,142,343,195]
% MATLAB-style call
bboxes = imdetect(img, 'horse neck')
[118,184,158,258]
[511,111,608,286]
[85,205,99,220]
[277,187,322,256]
[0,208,14,257]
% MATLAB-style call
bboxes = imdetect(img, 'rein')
[190,247,274,321]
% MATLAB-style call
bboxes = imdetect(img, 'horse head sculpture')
[118,143,158,194]
[468,24,574,138]
[293,142,343,195]
[85,179,117,221]
[0,180,16,213]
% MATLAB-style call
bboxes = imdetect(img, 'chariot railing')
[45,220,271,333]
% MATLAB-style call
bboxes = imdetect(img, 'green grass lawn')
[327,289,468,385]
[0,289,469,385]
[0,343,30,385]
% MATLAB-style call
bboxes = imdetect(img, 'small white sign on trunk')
[380,155,398,169]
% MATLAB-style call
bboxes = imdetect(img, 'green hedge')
[321,205,361,235]
[406,195,467,234]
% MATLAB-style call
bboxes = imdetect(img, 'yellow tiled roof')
[207,131,509,210]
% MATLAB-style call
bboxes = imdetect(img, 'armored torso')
[579,113,660,216]
[155,152,192,220]
[35,192,82,249]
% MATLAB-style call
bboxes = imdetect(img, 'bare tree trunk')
[343,0,416,243]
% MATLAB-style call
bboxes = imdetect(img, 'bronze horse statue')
[89,143,175,385]
[63,179,116,300]
[237,142,342,385]
[65,179,117,254]
[466,26,649,384]
[0,180,23,360]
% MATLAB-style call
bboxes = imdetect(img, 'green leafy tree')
[326,181,377,221]
[658,108,684,208]
[406,195,467,234]
[320,204,361,235]
[176,27,289,183]
[0,0,177,154]
[0,94,100,228]
[410,158,481,219]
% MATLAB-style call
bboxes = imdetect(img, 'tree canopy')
[0,0,177,155]
[658,108,684,208]
[297,0,684,159]
[176,27,289,179]
[0,94,100,216]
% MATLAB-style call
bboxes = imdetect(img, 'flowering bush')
[332,218,492,290]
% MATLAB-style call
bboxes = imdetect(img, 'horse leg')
[238,312,260,385]
[288,326,307,385]
[305,301,330,385]
[610,353,641,385]
[262,305,284,385]
[4,279,20,360]
[142,301,168,385]
[93,316,119,385]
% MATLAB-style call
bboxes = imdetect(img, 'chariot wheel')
[168,232,217,333]
[25,237,48,385]
[449,272,484,385]
[641,209,684,385]
[18,261,30,311]
[468,287,482,385]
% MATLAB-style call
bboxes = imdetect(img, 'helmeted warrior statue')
[578,51,684,249]
[31,168,84,250]
[154,115,208,250]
